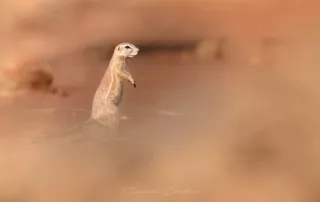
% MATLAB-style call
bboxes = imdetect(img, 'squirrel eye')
[124,45,131,49]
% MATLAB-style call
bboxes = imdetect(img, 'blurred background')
[0,0,320,202]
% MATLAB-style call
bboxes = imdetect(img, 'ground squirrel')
[89,42,139,130]
[37,43,139,140]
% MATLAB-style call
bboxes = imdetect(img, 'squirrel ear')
[117,46,120,51]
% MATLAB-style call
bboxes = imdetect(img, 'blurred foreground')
[0,0,320,202]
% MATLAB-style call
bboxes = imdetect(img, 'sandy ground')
[0,48,320,202]
[0,0,320,202]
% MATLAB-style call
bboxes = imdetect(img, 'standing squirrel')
[32,43,139,142]
[90,42,139,130]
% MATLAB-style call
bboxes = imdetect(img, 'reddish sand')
[0,0,320,201]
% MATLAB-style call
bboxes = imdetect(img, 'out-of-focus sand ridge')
[0,0,319,201]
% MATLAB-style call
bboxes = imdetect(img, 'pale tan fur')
[90,43,139,130]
